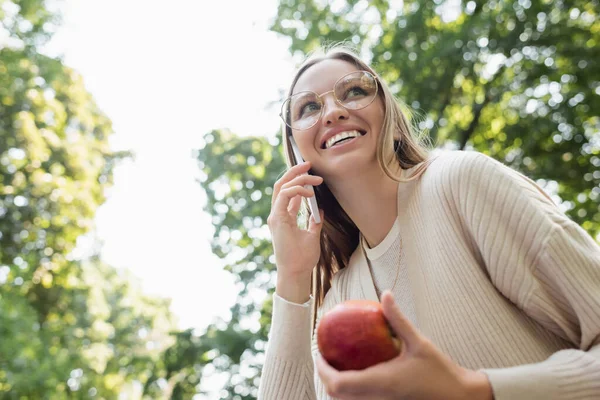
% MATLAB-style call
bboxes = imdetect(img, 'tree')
[193,130,285,399]
[0,1,181,398]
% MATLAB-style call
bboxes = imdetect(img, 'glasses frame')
[280,70,379,131]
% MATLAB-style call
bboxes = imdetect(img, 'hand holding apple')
[315,291,494,400]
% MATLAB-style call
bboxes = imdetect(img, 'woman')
[258,45,600,400]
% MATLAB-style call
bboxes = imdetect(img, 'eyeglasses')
[280,70,379,131]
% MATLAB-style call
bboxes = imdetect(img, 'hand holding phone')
[289,137,321,224]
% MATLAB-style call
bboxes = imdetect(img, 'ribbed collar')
[357,157,436,302]
[362,217,401,260]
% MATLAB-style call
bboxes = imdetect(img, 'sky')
[45,0,297,331]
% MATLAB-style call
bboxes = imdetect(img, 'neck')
[326,163,401,248]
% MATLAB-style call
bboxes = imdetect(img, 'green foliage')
[0,257,176,398]
[0,0,60,48]
[193,130,286,399]
[193,1,600,399]
[0,1,193,398]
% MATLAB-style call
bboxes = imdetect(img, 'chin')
[323,156,378,180]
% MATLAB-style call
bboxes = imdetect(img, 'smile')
[324,130,366,149]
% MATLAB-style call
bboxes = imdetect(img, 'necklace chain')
[362,234,403,293]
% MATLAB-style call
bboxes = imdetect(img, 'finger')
[308,209,324,234]
[271,162,312,207]
[316,356,351,397]
[272,162,311,206]
[272,186,315,217]
[287,194,302,215]
[316,356,389,399]
[281,175,322,218]
[381,290,421,347]
[281,174,323,191]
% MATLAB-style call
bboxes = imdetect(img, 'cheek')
[363,98,385,130]
[376,108,385,128]
[375,99,385,126]
[292,130,318,157]
[366,107,385,137]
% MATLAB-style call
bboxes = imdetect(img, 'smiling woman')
[277,46,430,322]
[258,44,600,400]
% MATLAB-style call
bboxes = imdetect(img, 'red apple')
[317,299,402,371]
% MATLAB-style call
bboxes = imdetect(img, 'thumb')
[308,209,324,235]
[381,290,421,347]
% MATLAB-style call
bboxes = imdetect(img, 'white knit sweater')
[258,150,600,400]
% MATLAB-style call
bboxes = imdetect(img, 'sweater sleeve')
[452,151,600,400]
[257,293,316,400]
[258,280,341,400]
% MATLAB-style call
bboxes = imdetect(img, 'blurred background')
[0,0,598,398]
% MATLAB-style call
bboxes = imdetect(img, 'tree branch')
[458,64,507,149]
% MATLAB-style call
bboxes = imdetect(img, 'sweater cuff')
[275,292,313,308]
[266,293,314,360]
[481,349,600,400]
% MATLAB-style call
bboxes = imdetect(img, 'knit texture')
[362,220,418,327]
[257,151,600,400]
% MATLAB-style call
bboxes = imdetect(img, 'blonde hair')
[281,44,431,330]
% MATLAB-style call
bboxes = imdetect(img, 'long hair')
[280,44,431,330]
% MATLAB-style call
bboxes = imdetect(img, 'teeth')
[325,130,361,149]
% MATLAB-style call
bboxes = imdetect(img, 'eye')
[343,86,368,100]
[297,101,321,118]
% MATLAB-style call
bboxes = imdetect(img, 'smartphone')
[289,137,321,224]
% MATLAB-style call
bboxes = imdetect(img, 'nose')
[321,94,349,126]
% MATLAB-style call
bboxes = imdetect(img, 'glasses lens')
[282,91,322,130]
[334,71,378,110]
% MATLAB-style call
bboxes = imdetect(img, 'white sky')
[45,0,296,332]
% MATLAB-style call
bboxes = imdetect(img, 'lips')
[320,126,367,149]
[325,130,363,149]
